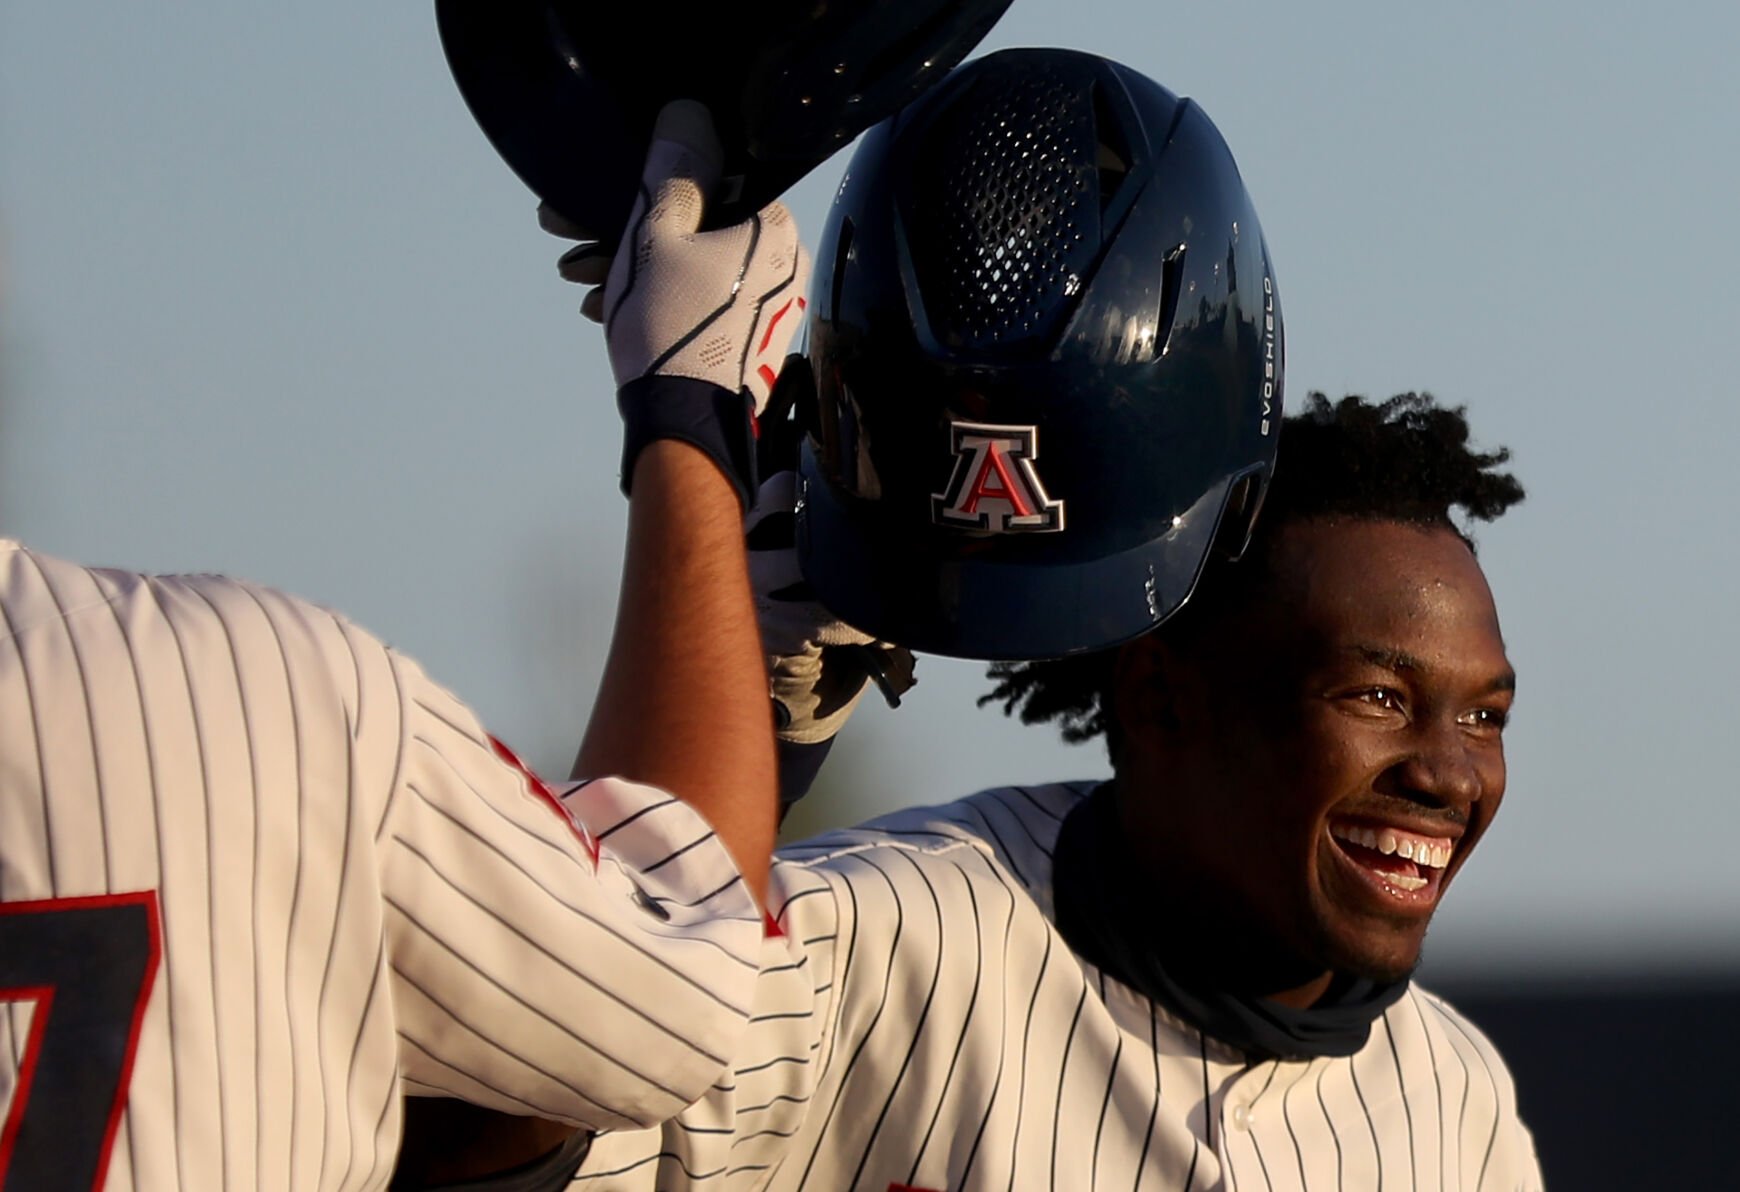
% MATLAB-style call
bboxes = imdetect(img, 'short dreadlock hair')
[979,392,1525,754]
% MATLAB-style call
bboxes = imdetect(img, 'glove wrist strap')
[617,375,757,511]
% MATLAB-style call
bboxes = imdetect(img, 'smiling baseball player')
[573,395,1544,1191]
[563,50,1543,1191]
[0,101,804,1190]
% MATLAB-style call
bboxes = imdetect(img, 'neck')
[1053,783,1409,1061]
[1109,777,1337,1008]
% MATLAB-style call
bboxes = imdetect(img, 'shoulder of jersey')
[775,780,1095,883]
[1407,982,1524,1084]
[5,544,340,631]
[21,547,361,632]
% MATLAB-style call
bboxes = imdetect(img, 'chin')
[1315,921,1427,986]
[1335,950,1420,986]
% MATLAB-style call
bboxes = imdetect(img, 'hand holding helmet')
[547,100,811,507]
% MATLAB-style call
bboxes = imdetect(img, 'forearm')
[576,441,776,904]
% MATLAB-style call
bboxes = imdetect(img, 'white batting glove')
[546,100,810,466]
[603,101,809,415]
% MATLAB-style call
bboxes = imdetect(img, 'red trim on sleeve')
[488,736,601,866]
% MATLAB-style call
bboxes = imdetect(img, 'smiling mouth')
[1327,819,1455,900]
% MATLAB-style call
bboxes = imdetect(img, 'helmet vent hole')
[1214,469,1269,561]
[907,61,1103,352]
[1155,242,1187,357]
[1090,83,1131,213]
[830,216,855,319]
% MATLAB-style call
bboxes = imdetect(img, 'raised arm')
[578,440,776,903]
[392,104,805,1187]
[564,100,811,904]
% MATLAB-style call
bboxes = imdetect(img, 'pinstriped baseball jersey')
[0,539,764,1191]
[573,782,1542,1190]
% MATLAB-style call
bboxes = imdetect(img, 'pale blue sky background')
[3,1,1735,976]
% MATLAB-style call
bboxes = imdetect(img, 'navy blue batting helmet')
[436,0,1012,246]
[796,47,1285,660]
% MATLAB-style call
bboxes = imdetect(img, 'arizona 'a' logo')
[931,421,1065,533]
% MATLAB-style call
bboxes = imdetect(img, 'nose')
[1392,719,1485,812]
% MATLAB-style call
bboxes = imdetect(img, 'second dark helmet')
[436,0,1013,245]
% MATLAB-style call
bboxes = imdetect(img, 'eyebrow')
[1348,645,1517,694]
[1353,646,1423,673]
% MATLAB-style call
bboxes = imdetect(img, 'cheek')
[1233,734,1360,874]
[1471,747,1509,822]
[1421,743,1509,888]
[1289,711,1392,804]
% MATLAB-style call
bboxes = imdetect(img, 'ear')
[1110,631,1187,750]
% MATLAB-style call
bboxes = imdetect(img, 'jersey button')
[1230,1103,1252,1131]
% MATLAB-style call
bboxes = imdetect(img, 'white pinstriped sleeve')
[571,859,839,1187]
[376,655,764,1134]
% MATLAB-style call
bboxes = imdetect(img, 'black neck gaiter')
[1051,783,1408,1061]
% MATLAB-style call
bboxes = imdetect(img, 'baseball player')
[559,51,1544,1190]
[570,392,1543,1192]
[0,101,805,1191]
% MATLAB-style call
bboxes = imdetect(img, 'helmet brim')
[798,440,1245,661]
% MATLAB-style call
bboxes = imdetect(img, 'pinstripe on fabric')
[575,783,1543,1190]
[0,540,763,1190]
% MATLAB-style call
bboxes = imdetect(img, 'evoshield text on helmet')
[798,47,1285,660]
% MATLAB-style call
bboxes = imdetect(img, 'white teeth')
[1387,873,1429,892]
[1329,823,1455,871]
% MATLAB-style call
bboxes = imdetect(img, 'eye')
[1348,686,1405,713]
[1460,706,1510,733]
